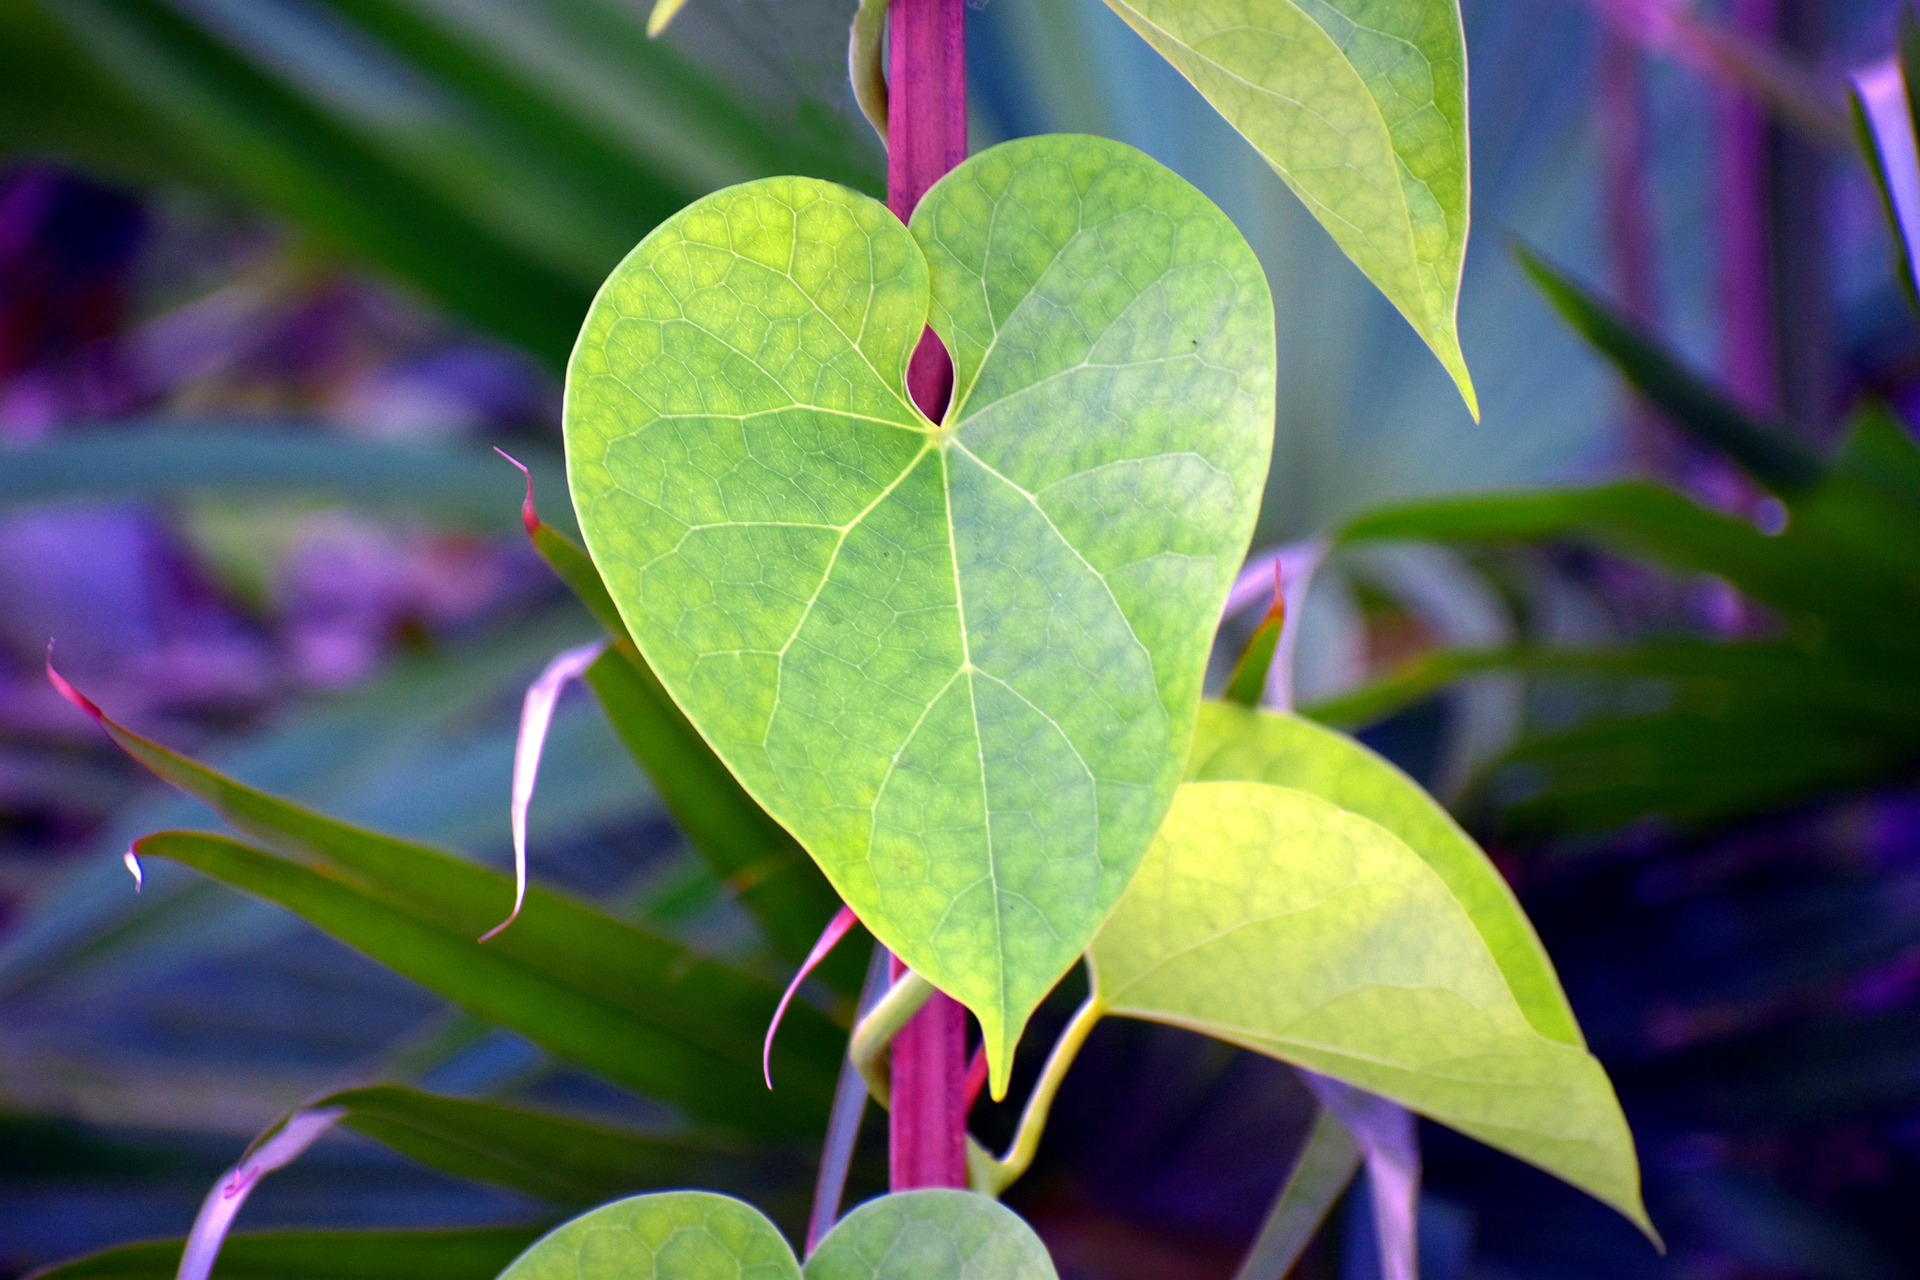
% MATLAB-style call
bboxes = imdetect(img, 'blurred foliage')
[1328,255,1920,833]
[3,0,1920,1278]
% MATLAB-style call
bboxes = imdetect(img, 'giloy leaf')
[495,1188,1055,1280]
[506,458,855,976]
[1098,0,1476,411]
[805,1189,1057,1280]
[1187,701,1581,1044]
[1088,781,1651,1234]
[567,133,1274,1092]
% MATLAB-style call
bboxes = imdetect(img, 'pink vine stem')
[885,0,970,1193]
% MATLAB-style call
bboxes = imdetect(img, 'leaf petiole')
[849,969,936,1107]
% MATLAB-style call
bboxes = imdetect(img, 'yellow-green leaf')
[1100,0,1476,412]
[566,134,1274,1094]
[494,1189,1056,1279]
[1089,781,1651,1235]
[1187,701,1581,1044]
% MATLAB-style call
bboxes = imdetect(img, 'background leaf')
[1097,0,1475,410]
[0,424,571,533]
[1089,780,1650,1233]
[1187,701,1582,1045]
[137,829,833,1136]
[25,1227,544,1280]
[1512,246,1823,494]
[312,1084,757,1206]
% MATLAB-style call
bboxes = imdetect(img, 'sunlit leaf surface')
[1089,781,1650,1233]
[1098,0,1475,410]
[1187,701,1581,1044]
[498,1191,796,1280]
[567,133,1274,1092]
[495,1189,1056,1280]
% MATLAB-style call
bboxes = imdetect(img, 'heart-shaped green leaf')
[1186,701,1581,1045]
[1089,780,1651,1236]
[495,1190,1057,1280]
[566,133,1274,1091]
[496,1191,795,1279]
[1099,0,1476,413]
[805,1190,1058,1280]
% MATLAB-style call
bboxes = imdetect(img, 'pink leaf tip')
[481,641,607,942]
[493,447,541,538]
[765,905,860,1089]
[44,644,103,723]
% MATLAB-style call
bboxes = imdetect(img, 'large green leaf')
[1088,781,1650,1234]
[567,133,1274,1092]
[1186,701,1581,1045]
[494,1189,1055,1280]
[516,502,857,983]
[26,1227,543,1280]
[1098,0,1474,411]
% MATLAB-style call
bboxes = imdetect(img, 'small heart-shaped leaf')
[495,1190,1056,1280]
[806,1190,1058,1280]
[1089,780,1651,1235]
[496,1191,795,1280]
[567,134,1274,1089]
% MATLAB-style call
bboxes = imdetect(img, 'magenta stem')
[888,0,966,423]
[885,0,971,1193]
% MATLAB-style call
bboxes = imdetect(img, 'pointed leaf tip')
[44,646,103,723]
[646,0,690,37]
[764,904,858,1089]
[493,447,541,538]
[179,1107,344,1280]
[482,642,607,943]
